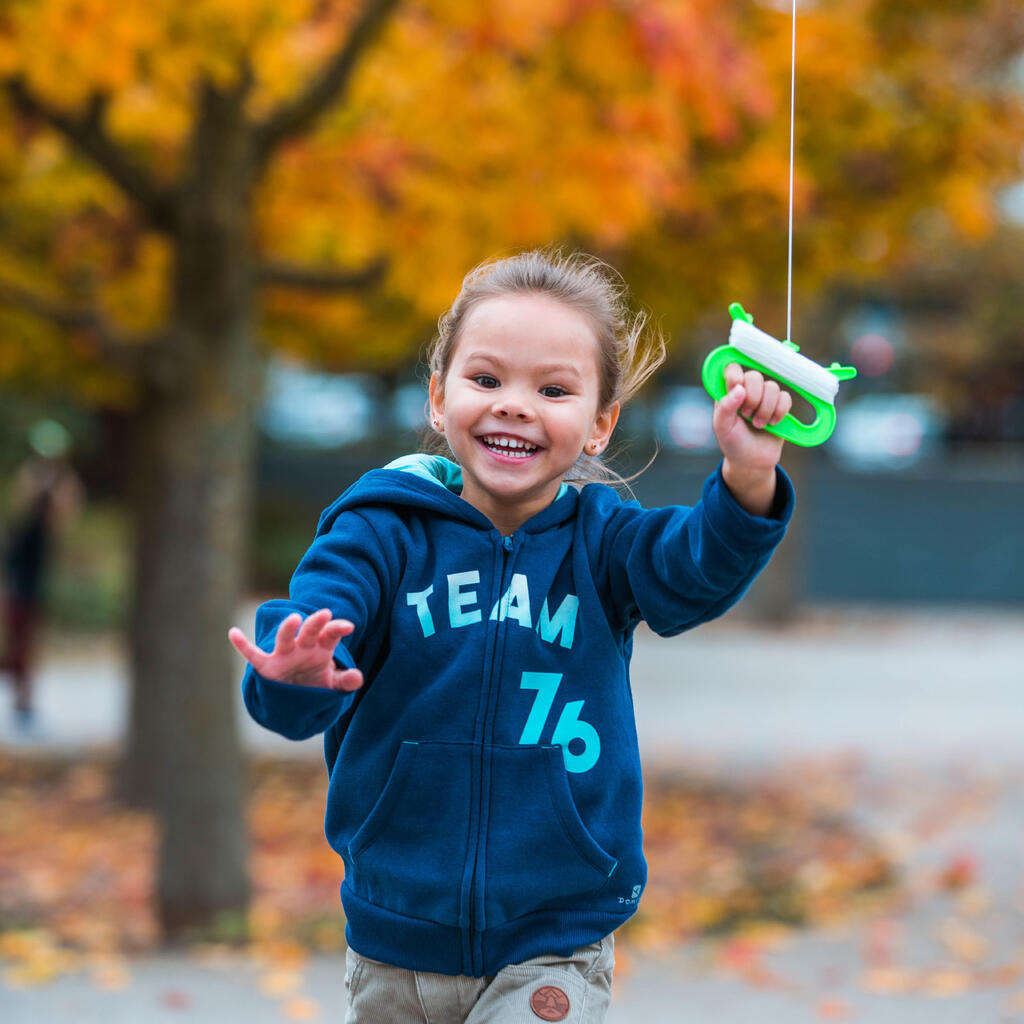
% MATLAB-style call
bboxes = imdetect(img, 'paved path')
[2,605,1023,1022]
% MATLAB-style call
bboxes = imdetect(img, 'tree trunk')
[118,81,259,940]
[122,363,255,939]
[118,388,163,809]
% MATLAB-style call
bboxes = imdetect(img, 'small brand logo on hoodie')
[618,884,643,906]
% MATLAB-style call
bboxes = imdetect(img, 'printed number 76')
[519,672,600,774]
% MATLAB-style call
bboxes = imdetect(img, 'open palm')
[228,609,364,691]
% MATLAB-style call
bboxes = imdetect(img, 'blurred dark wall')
[256,443,1024,604]
[802,459,1024,603]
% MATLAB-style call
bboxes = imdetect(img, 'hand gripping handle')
[700,304,855,448]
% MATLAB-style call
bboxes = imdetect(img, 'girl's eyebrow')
[462,352,583,381]
[534,362,584,381]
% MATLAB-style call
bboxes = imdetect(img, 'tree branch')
[4,78,178,234]
[257,256,389,293]
[252,0,401,167]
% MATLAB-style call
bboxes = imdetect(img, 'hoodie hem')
[341,882,630,977]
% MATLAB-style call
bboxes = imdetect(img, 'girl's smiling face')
[429,293,620,535]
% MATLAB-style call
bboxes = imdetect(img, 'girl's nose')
[491,392,533,420]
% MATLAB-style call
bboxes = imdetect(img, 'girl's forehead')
[455,293,600,358]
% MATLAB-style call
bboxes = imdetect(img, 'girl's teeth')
[482,435,537,456]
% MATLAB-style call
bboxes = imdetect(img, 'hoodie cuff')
[702,463,794,553]
[242,663,355,741]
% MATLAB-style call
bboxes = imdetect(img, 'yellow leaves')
[2,0,333,128]
[944,177,996,242]
[107,85,190,160]
[95,235,172,334]
[0,0,1021,381]
[562,5,644,96]
[0,35,19,78]
[0,756,351,985]
[8,0,156,106]
[281,995,322,1021]
[863,962,1024,1000]
[259,967,305,996]
[0,930,80,987]
[624,766,896,952]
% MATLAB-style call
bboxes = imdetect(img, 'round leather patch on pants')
[530,985,571,1021]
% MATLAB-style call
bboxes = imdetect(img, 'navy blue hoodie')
[242,455,793,977]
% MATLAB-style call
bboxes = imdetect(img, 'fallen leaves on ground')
[3,750,1019,1012]
[0,754,344,993]
[0,752,897,989]
[623,764,896,948]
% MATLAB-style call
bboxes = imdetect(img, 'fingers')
[328,666,364,692]
[317,617,356,650]
[738,373,765,421]
[769,388,793,426]
[295,609,331,647]
[723,362,746,392]
[279,609,355,650]
[231,611,361,690]
[227,627,266,669]
[721,364,792,430]
[274,612,303,655]
[749,379,778,429]
[297,610,355,649]
[717,364,747,420]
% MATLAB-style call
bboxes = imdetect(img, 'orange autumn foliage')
[0,0,1020,389]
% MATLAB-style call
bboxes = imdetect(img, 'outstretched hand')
[228,609,364,691]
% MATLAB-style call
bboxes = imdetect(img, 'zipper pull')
[503,535,513,551]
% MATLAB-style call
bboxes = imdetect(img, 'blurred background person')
[1,419,83,736]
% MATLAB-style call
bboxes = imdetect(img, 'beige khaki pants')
[344,936,614,1024]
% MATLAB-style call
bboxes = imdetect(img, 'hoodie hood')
[322,453,576,535]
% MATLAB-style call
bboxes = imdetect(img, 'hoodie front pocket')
[347,740,472,928]
[484,745,618,926]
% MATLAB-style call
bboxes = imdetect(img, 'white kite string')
[786,0,797,346]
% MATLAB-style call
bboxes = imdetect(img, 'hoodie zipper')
[463,530,519,975]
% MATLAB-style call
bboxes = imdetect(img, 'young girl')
[229,250,794,1024]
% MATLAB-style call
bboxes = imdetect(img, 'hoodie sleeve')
[242,507,395,740]
[588,463,794,636]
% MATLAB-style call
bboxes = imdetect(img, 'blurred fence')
[257,444,1024,604]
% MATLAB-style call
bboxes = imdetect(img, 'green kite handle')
[701,302,853,447]
[701,346,837,447]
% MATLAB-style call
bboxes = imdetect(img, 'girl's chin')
[461,472,562,507]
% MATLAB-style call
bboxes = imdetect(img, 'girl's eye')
[540,385,567,398]
[473,375,499,388]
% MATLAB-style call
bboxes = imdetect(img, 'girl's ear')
[428,372,445,429]
[586,402,621,455]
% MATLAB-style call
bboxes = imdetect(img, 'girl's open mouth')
[478,435,540,460]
